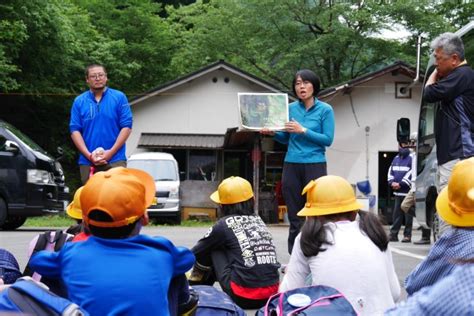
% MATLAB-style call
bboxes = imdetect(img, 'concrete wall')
[323,74,421,210]
[180,180,218,208]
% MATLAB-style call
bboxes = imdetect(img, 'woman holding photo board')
[261,69,335,254]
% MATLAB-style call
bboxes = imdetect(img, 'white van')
[127,152,181,224]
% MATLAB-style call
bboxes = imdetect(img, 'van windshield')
[128,159,178,181]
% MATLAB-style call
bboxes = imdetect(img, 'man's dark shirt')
[424,64,474,165]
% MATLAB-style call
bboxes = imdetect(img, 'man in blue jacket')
[388,142,413,242]
[69,64,132,184]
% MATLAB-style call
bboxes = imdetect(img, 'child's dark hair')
[87,210,139,239]
[292,69,321,97]
[220,199,255,217]
[300,210,388,257]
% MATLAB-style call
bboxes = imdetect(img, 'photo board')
[238,93,289,131]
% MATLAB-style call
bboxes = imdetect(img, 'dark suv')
[0,120,69,230]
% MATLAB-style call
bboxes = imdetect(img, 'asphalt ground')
[1,224,431,315]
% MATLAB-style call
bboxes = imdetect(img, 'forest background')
[0,0,472,190]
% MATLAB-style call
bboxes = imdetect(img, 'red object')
[230,281,279,300]
[275,180,285,205]
[89,166,95,178]
[72,232,90,242]
[251,149,261,162]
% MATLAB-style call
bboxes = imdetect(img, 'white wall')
[128,70,269,156]
[324,74,421,210]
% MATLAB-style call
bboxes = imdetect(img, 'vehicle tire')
[173,211,182,225]
[0,197,7,228]
[2,216,26,230]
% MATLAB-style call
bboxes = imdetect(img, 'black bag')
[23,230,73,296]
[193,285,246,316]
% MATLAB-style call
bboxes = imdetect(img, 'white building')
[129,60,422,220]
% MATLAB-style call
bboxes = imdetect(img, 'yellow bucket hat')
[298,175,363,217]
[66,186,84,220]
[210,176,254,205]
[436,157,474,227]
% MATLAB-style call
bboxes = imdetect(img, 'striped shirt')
[405,227,474,295]
[386,264,474,315]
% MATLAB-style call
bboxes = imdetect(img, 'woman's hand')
[285,119,306,134]
[260,128,275,136]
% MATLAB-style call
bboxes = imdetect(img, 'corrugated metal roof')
[138,133,225,149]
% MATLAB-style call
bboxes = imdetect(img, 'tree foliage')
[0,0,469,189]
[166,0,465,91]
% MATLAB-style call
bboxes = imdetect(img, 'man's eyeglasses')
[88,73,106,80]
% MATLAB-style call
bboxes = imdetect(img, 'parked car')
[127,152,181,224]
[0,120,69,230]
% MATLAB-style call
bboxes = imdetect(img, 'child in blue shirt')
[29,167,195,316]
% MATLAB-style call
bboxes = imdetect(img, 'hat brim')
[210,190,221,204]
[66,202,82,220]
[436,187,474,227]
[297,201,363,217]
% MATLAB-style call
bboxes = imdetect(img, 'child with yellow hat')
[387,157,474,314]
[189,176,280,309]
[405,157,474,295]
[280,175,400,315]
[65,186,90,241]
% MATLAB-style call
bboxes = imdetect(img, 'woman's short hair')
[292,69,321,97]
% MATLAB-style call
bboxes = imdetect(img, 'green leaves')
[0,0,469,190]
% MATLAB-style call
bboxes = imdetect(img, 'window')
[223,151,248,179]
[189,150,217,181]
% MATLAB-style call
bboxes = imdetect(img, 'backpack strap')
[23,232,51,277]
[23,230,73,277]
[52,230,72,252]
[34,231,50,253]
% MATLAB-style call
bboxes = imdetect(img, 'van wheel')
[0,198,7,227]
[173,211,182,225]
[2,216,26,230]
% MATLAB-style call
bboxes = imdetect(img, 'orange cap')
[81,167,155,228]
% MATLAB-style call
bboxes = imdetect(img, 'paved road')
[1,224,431,315]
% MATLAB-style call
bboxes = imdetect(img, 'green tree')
[166,0,462,91]
[73,0,177,95]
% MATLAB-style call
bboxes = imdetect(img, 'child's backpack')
[257,285,357,316]
[0,277,88,315]
[192,285,246,316]
[23,230,74,296]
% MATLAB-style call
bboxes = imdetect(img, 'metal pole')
[365,126,370,179]
[253,133,260,215]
